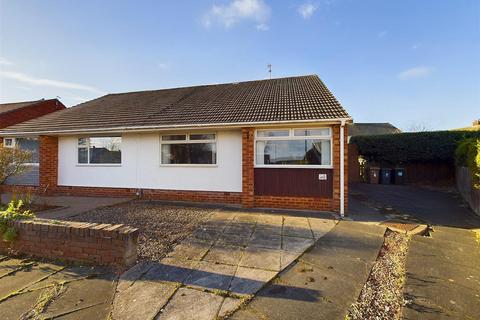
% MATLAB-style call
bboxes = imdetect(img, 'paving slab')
[239,247,281,271]
[308,217,337,239]
[0,262,64,299]
[230,221,386,320]
[0,288,45,320]
[143,258,199,284]
[229,266,277,296]
[202,244,244,265]
[117,260,155,292]
[217,297,244,318]
[167,241,211,261]
[283,217,313,238]
[184,261,237,291]
[155,287,224,320]
[249,232,282,250]
[41,272,117,319]
[113,280,178,320]
[402,227,480,320]
[282,236,314,252]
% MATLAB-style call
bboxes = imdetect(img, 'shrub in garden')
[0,200,35,242]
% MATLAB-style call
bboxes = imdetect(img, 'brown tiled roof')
[0,75,350,134]
[0,99,45,115]
[348,123,402,137]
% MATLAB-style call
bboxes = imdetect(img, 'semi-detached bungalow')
[0,75,352,215]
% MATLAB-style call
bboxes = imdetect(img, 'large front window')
[255,128,332,167]
[161,133,216,165]
[78,137,122,164]
[3,137,39,163]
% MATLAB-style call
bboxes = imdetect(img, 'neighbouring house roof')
[0,99,46,115]
[348,123,402,137]
[0,75,351,135]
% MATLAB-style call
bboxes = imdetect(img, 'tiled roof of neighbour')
[0,99,45,115]
[0,75,351,134]
[348,123,402,137]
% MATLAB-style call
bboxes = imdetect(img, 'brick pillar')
[343,125,349,214]
[242,127,255,208]
[39,135,58,194]
[331,124,349,214]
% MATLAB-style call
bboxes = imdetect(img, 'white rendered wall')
[57,130,242,192]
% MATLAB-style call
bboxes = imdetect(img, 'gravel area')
[348,229,410,320]
[64,200,217,262]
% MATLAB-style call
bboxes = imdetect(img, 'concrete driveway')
[350,183,480,319]
[350,183,480,229]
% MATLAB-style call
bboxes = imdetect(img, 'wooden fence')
[456,166,480,215]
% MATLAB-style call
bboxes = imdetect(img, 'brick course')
[0,219,138,268]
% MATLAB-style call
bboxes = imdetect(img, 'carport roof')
[0,75,351,135]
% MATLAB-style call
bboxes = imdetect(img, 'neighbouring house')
[0,99,66,186]
[348,122,401,140]
[0,75,352,214]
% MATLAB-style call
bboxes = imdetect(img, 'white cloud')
[157,63,169,70]
[377,30,388,38]
[202,0,271,30]
[256,23,269,31]
[298,3,318,19]
[0,70,105,94]
[397,66,431,80]
[0,57,14,66]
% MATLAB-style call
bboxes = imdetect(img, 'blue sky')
[0,0,478,130]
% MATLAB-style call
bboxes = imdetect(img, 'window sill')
[76,164,122,167]
[159,164,218,168]
[254,165,333,169]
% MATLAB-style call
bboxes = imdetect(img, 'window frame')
[76,136,122,167]
[3,137,15,148]
[3,137,39,166]
[159,132,218,167]
[254,127,333,169]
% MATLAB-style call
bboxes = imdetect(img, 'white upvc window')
[3,138,15,148]
[77,137,122,165]
[160,133,217,166]
[255,127,332,168]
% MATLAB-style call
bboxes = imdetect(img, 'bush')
[350,130,480,165]
[455,138,480,189]
[0,200,35,242]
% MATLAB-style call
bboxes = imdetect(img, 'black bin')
[393,168,406,184]
[380,168,392,184]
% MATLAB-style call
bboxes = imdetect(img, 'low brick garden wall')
[0,219,138,268]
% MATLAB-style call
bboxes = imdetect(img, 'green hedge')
[455,138,480,188]
[350,130,480,165]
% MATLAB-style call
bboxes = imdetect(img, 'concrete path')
[112,210,337,320]
[0,256,117,320]
[228,221,386,320]
[402,227,480,319]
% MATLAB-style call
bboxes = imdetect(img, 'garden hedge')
[455,138,480,188]
[350,130,480,165]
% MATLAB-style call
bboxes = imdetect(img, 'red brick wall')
[0,99,65,129]
[242,127,255,208]
[39,135,58,193]
[0,219,138,268]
